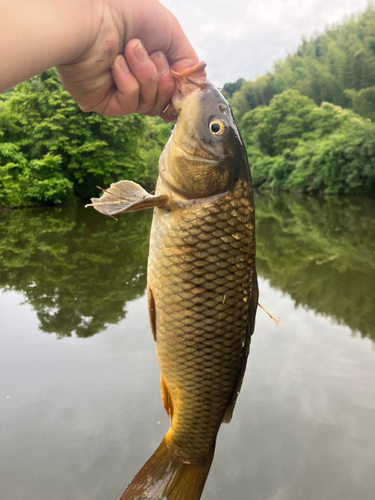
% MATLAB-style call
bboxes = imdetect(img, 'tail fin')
[119,436,214,500]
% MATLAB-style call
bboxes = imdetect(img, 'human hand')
[56,0,199,121]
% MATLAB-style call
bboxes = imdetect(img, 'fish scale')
[147,179,256,464]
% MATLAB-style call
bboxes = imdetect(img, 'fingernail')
[114,55,129,74]
[152,51,169,75]
[133,41,147,63]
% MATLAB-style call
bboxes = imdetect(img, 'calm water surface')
[1,193,374,500]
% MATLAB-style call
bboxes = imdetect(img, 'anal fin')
[85,180,168,218]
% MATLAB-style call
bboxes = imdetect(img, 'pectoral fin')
[85,180,168,219]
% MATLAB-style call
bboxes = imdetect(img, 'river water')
[1,193,374,500]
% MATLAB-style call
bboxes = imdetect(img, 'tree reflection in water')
[0,206,151,337]
[255,192,375,343]
[1,193,374,342]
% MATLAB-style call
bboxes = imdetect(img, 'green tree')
[227,3,375,121]
[222,78,245,98]
[0,70,148,206]
[345,85,375,120]
[141,116,173,188]
[241,90,375,195]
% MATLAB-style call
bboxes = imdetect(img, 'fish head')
[160,63,247,199]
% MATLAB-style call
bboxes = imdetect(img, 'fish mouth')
[171,62,207,94]
[171,62,207,113]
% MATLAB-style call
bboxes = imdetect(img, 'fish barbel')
[87,62,258,500]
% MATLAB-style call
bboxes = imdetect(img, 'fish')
[87,62,258,500]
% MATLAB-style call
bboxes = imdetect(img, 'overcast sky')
[160,0,370,86]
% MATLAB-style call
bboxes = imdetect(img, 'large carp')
[88,62,258,500]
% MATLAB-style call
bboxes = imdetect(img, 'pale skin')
[0,0,199,121]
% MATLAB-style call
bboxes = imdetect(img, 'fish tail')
[118,432,214,500]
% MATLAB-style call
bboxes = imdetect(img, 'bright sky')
[160,0,371,85]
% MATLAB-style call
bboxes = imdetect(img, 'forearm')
[0,0,103,91]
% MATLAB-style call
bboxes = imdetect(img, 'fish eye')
[209,119,227,136]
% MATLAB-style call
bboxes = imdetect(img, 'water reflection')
[0,206,151,337]
[255,193,375,343]
[1,195,375,500]
[1,194,374,341]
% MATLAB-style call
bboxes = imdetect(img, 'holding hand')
[0,0,198,121]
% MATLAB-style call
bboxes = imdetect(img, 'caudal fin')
[119,436,214,500]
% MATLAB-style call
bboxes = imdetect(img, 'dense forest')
[1,3,375,207]
[241,90,375,194]
[224,3,375,121]
[0,70,171,207]
[223,3,375,195]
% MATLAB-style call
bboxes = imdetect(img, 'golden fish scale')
[148,179,255,463]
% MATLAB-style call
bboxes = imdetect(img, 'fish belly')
[147,179,256,464]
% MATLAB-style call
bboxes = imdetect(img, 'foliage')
[141,116,173,189]
[0,144,73,206]
[222,78,245,99]
[0,69,158,206]
[345,85,375,120]
[242,89,375,195]
[229,3,375,121]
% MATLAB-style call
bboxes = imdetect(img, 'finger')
[128,8,199,74]
[125,39,158,114]
[146,51,175,117]
[101,55,141,116]
[164,16,199,72]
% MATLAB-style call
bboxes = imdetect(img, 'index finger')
[127,4,199,75]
